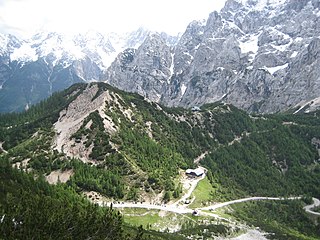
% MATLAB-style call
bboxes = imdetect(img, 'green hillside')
[0,82,320,238]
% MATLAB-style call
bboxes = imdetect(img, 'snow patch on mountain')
[239,34,259,54]
[35,33,85,61]
[238,0,286,9]
[263,63,288,75]
[290,51,298,58]
[0,34,9,53]
[11,43,38,62]
[5,29,157,69]
[239,33,260,62]
[168,52,175,82]
[181,84,187,96]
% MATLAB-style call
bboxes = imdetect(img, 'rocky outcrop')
[0,32,113,112]
[53,84,118,162]
[1,0,320,114]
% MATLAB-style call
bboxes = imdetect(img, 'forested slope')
[0,82,319,202]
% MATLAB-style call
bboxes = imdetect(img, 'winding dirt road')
[172,166,206,206]
[199,196,301,211]
[303,197,320,216]
[98,162,319,218]
[100,196,320,219]
[102,202,193,214]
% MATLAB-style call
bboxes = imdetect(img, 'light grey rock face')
[123,27,152,49]
[103,0,320,113]
[107,27,180,52]
[160,0,320,113]
[105,34,173,102]
[2,0,320,113]
[260,37,320,113]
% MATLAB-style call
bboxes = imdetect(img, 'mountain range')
[105,0,320,113]
[0,28,179,112]
[1,0,320,114]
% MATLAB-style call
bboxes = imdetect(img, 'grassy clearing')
[213,207,237,220]
[123,209,162,230]
[122,208,214,232]
[189,177,215,208]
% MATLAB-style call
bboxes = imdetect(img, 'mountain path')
[303,197,320,216]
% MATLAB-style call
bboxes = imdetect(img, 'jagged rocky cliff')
[105,34,173,102]
[104,0,320,113]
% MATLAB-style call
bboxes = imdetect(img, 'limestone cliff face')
[3,0,320,113]
[104,0,320,113]
[165,0,320,113]
[105,34,173,102]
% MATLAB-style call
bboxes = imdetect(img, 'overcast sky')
[0,0,227,37]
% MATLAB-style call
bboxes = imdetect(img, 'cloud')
[0,23,23,36]
[0,0,227,37]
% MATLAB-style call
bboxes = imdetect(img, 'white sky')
[0,0,227,37]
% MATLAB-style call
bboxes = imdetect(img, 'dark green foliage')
[173,183,183,199]
[0,83,86,149]
[162,191,171,202]
[5,128,68,174]
[302,195,313,205]
[71,110,114,161]
[1,81,320,206]
[68,160,124,199]
[314,206,320,213]
[1,82,320,238]
[0,157,126,239]
[201,104,255,144]
[0,157,192,239]
[202,123,320,199]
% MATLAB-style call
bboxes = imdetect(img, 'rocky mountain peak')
[205,11,223,33]
[0,34,22,56]
[223,0,243,12]
[0,27,182,112]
